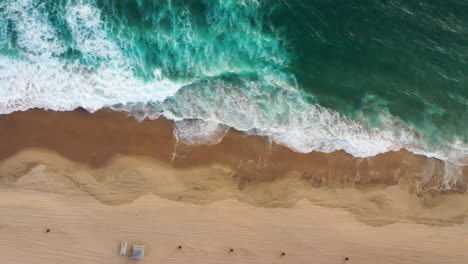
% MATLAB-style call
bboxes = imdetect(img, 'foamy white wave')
[0,0,181,114]
[3,0,66,57]
[0,57,182,113]
[65,1,122,62]
[160,78,404,157]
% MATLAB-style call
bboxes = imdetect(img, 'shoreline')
[0,108,466,189]
[0,109,467,226]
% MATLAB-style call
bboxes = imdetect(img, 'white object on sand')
[120,241,127,256]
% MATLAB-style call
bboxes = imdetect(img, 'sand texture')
[0,109,467,263]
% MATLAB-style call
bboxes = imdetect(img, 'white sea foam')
[0,0,181,114]
[65,1,122,62]
[160,80,402,158]
[3,0,66,57]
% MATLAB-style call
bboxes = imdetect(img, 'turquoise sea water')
[0,0,467,165]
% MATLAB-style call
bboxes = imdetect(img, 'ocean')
[0,0,467,166]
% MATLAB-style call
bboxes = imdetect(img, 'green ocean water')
[0,0,467,163]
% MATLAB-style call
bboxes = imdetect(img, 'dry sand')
[0,109,468,263]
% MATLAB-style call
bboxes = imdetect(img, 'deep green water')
[0,0,467,164]
[282,0,468,146]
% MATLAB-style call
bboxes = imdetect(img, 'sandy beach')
[1,109,468,263]
[2,0,468,262]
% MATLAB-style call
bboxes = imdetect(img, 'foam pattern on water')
[0,0,181,113]
[161,75,403,156]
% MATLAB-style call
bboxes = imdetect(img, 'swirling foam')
[0,0,181,113]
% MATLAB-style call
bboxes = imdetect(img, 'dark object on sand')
[131,245,145,260]
[229,248,234,252]
[281,252,286,256]
[345,257,349,261]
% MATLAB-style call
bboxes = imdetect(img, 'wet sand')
[1,109,468,263]
[1,109,466,190]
